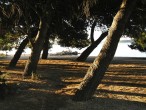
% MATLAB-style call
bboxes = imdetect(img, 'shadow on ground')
[0,56,146,110]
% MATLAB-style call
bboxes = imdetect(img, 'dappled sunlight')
[0,57,146,109]
[95,59,146,103]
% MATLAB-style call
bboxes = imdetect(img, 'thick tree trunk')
[9,37,29,68]
[73,0,137,101]
[76,31,108,61]
[41,37,49,59]
[23,19,48,76]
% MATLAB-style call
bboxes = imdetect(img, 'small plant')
[0,76,6,82]
[0,53,6,57]
[31,72,40,80]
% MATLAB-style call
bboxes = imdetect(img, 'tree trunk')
[23,19,48,76]
[41,37,49,59]
[9,37,29,68]
[73,0,137,101]
[76,31,108,61]
[90,21,96,43]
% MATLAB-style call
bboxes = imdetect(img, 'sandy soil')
[0,56,146,110]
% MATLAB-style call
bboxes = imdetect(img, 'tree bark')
[23,19,48,76]
[73,0,137,101]
[9,37,29,68]
[41,36,49,59]
[76,31,108,61]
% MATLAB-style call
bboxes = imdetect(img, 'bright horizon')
[1,31,146,58]
[48,31,146,58]
[48,37,146,57]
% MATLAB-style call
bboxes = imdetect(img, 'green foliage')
[0,32,21,51]
[57,18,90,49]
[129,32,146,52]
[0,0,145,52]
[0,1,23,51]
[136,33,146,48]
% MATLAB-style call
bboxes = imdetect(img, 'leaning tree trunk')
[76,31,108,61]
[9,37,29,68]
[41,36,49,59]
[73,0,137,101]
[23,19,48,76]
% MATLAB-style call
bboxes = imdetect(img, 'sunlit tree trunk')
[73,0,137,101]
[41,36,49,59]
[9,37,29,68]
[90,21,96,43]
[76,31,107,61]
[23,18,48,76]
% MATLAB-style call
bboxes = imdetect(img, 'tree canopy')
[0,0,146,103]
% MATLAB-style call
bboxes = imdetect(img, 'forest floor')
[0,56,146,110]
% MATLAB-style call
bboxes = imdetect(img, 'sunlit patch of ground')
[0,57,146,110]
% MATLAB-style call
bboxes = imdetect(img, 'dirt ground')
[0,56,146,110]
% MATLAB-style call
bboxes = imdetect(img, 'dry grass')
[0,57,146,110]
